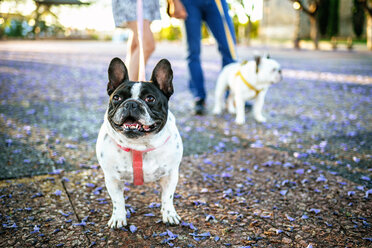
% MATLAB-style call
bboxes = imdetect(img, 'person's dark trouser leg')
[182,0,206,101]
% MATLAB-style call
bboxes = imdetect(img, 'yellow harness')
[235,70,262,98]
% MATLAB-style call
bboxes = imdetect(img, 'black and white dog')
[96,58,183,228]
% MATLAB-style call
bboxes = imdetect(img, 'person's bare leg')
[142,20,156,63]
[126,20,155,81]
[126,21,140,81]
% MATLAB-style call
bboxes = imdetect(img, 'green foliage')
[156,25,182,41]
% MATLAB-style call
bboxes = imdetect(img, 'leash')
[214,0,237,60]
[117,135,171,185]
[235,70,262,98]
[137,0,146,81]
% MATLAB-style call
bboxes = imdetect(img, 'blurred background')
[0,0,371,50]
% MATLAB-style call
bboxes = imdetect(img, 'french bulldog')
[213,55,282,124]
[96,58,183,228]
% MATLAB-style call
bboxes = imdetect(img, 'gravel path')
[0,41,371,247]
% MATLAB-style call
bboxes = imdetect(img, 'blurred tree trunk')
[290,0,321,49]
[360,0,372,50]
[368,14,372,50]
[309,15,319,49]
[293,9,301,49]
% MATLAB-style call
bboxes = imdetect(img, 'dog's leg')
[213,74,228,114]
[235,93,246,125]
[253,91,267,123]
[227,94,236,114]
[159,169,181,225]
[105,176,127,228]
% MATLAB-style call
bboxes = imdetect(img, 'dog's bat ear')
[107,57,129,96]
[150,59,174,99]
[254,55,261,73]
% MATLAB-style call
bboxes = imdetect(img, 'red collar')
[117,136,171,185]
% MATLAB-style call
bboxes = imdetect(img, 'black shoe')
[194,99,206,115]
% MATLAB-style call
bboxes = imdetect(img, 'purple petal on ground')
[214,236,220,241]
[5,139,12,146]
[361,176,370,181]
[301,214,309,219]
[356,186,364,191]
[58,210,71,217]
[148,202,161,208]
[286,215,295,222]
[221,172,232,178]
[62,177,70,182]
[31,192,43,199]
[309,208,321,214]
[205,214,215,221]
[283,162,294,168]
[167,229,178,239]
[50,169,63,175]
[352,156,360,163]
[276,229,283,234]
[144,213,155,217]
[30,225,40,234]
[348,191,355,196]
[365,189,372,199]
[64,143,78,149]
[129,224,137,233]
[316,174,327,182]
[280,190,288,196]
[295,169,305,175]
[53,190,62,196]
[86,183,95,188]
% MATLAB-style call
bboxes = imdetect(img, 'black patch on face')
[107,82,169,139]
[105,58,174,140]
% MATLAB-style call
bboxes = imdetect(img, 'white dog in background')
[213,55,282,124]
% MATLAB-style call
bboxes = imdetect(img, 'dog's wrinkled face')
[106,58,174,139]
[256,57,282,84]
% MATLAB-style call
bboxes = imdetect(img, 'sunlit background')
[0,0,370,50]
[0,0,262,31]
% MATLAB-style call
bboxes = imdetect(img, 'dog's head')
[106,58,173,139]
[255,55,282,84]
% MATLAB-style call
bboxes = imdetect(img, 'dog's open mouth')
[121,117,157,133]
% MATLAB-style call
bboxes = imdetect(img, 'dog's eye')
[145,95,156,103]
[112,95,122,102]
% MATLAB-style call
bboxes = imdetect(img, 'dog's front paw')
[254,115,267,123]
[212,107,222,115]
[235,117,245,125]
[162,209,181,225]
[108,214,127,229]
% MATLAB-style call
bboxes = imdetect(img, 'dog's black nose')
[124,101,139,110]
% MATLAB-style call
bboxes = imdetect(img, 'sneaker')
[194,99,206,115]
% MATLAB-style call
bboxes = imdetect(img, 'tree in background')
[359,0,372,50]
[316,0,339,38]
[290,0,323,49]
[353,0,365,38]
[229,0,260,46]
[317,0,330,37]
[327,0,339,37]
